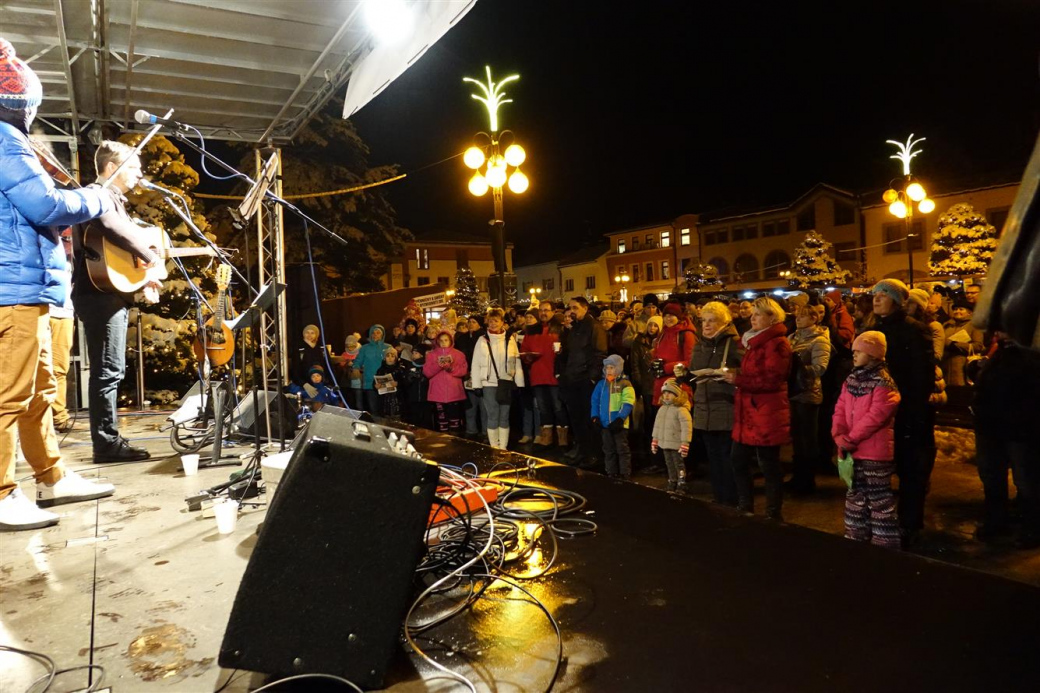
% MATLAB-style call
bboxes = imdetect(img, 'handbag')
[485,335,516,404]
[837,451,854,489]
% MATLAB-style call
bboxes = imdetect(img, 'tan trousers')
[1,305,65,501]
[49,315,74,425]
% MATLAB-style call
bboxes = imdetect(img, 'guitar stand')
[197,379,242,469]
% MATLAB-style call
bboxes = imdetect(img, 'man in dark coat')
[871,279,937,547]
[556,296,607,466]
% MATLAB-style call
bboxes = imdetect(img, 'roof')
[3,0,476,143]
[699,183,858,224]
[409,229,513,247]
[558,243,610,267]
[602,220,674,238]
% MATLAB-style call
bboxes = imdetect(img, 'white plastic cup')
[552,341,561,353]
[181,453,200,476]
[214,499,239,534]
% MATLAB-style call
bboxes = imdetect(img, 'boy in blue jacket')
[591,354,636,479]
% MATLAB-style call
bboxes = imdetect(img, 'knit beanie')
[0,40,43,112]
[952,297,974,312]
[907,288,929,311]
[646,316,663,333]
[663,302,683,317]
[872,278,909,306]
[824,288,843,306]
[307,365,325,380]
[852,330,887,361]
[661,378,683,398]
[787,292,810,308]
[603,353,625,377]
[599,309,617,322]
[344,332,360,349]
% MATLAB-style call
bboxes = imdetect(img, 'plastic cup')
[181,453,200,476]
[552,342,561,353]
[214,499,239,534]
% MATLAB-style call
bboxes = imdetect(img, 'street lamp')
[884,134,936,288]
[528,286,541,304]
[463,66,529,307]
[614,272,631,303]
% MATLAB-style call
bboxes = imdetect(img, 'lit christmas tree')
[791,231,851,288]
[685,262,726,292]
[929,203,997,278]
[450,266,482,316]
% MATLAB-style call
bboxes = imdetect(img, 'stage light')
[364,0,413,44]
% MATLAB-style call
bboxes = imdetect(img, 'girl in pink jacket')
[832,331,902,549]
[422,332,469,434]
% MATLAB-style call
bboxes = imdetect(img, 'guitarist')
[71,140,161,463]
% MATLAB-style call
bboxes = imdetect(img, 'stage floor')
[2,410,1040,691]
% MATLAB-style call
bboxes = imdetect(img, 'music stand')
[237,153,279,224]
[225,280,283,333]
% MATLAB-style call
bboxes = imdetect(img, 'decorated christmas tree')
[450,266,481,316]
[684,262,726,292]
[791,231,851,288]
[120,133,216,403]
[929,203,997,278]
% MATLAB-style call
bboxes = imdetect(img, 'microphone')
[134,109,191,132]
[139,179,178,196]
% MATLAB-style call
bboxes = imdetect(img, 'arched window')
[763,250,791,280]
[733,253,759,282]
[708,257,729,282]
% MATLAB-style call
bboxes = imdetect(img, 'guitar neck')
[214,289,226,330]
[161,247,216,258]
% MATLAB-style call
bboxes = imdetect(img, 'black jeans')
[790,401,820,488]
[74,292,129,452]
[699,429,737,506]
[561,380,597,458]
[732,443,783,518]
[893,412,936,532]
[976,429,1040,536]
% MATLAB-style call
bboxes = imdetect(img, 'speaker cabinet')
[219,408,439,688]
[232,390,298,440]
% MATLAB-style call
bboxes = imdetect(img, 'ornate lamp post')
[527,286,541,304]
[463,66,529,307]
[883,134,936,288]
[613,272,631,303]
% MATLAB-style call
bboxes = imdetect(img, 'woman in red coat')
[651,302,697,405]
[722,297,792,520]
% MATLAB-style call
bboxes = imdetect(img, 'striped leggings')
[845,458,900,549]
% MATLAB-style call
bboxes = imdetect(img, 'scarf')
[741,326,767,348]
[844,361,896,397]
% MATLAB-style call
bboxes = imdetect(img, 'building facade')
[603,222,695,300]
[515,260,562,302]
[557,245,611,303]
[384,230,514,295]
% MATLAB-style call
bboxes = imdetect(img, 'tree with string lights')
[929,203,997,279]
[790,231,851,288]
[684,262,726,292]
[449,266,482,316]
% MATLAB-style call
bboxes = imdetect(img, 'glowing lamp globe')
[486,165,507,188]
[463,147,485,170]
[507,170,529,194]
[504,144,526,167]
[888,200,908,219]
[468,173,489,197]
[906,182,926,202]
[882,189,899,204]
[918,198,935,214]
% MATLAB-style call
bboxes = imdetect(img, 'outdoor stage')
[3,411,1040,692]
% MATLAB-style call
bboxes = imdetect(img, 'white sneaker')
[36,470,115,508]
[0,488,59,531]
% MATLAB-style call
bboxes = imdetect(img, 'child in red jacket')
[832,331,902,548]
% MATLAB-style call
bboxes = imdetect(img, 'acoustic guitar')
[83,223,216,294]
[193,264,236,367]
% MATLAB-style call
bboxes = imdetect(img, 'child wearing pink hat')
[832,330,902,548]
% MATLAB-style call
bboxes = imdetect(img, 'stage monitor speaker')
[232,390,297,440]
[218,407,439,689]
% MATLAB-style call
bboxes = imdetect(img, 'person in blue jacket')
[591,354,636,479]
[0,39,119,531]
[355,324,387,414]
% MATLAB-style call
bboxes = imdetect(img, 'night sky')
[350,0,1040,265]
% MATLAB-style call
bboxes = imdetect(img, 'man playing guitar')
[72,140,162,463]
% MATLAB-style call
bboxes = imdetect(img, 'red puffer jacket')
[651,320,696,404]
[521,323,559,386]
[732,323,792,446]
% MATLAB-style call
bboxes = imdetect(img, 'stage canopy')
[1,0,477,143]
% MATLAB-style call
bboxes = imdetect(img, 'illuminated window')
[415,247,429,270]
[661,230,671,248]
[680,227,691,246]
[617,239,626,253]
[661,261,670,280]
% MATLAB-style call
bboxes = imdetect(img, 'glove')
[835,434,856,453]
[651,439,659,453]
[591,417,601,427]
[609,417,625,433]
[679,443,690,458]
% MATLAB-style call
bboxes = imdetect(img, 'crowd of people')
[291,278,1040,552]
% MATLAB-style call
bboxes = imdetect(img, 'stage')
[3,411,1040,692]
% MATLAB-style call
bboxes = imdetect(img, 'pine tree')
[120,133,216,402]
[791,231,851,288]
[684,262,726,292]
[929,203,997,278]
[450,266,481,316]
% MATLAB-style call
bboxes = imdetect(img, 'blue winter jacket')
[356,324,388,390]
[0,121,111,306]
